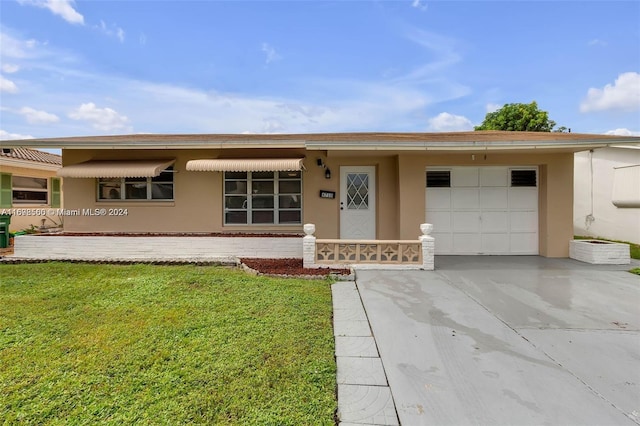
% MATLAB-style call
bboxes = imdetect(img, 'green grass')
[630,268,640,276]
[0,263,336,425]
[574,235,640,260]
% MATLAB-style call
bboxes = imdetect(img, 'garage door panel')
[510,233,538,253]
[482,233,510,253]
[452,167,478,187]
[482,211,508,233]
[480,167,508,187]
[433,233,452,254]
[453,211,480,232]
[510,211,537,232]
[426,188,451,210]
[480,187,508,210]
[453,233,481,253]
[426,211,452,232]
[509,188,538,209]
[452,188,480,209]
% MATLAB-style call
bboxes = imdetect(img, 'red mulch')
[240,258,351,277]
[38,232,302,238]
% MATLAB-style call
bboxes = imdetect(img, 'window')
[510,170,537,187]
[97,168,174,201]
[426,170,451,188]
[224,171,302,225]
[13,176,48,204]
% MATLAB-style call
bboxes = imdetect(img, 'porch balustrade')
[303,223,434,270]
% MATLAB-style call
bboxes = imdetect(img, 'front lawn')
[0,263,336,425]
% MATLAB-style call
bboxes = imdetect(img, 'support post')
[419,223,435,270]
[303,223,317,268]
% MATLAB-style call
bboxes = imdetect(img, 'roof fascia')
[0,139,307,150]
[305,139,638,152]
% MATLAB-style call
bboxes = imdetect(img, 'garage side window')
[224,171,302,225]
[97,167,174,201]
[510,170,537,187]
[426,171,451,188]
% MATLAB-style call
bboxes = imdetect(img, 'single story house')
[574,144,640,244]
[0,147,62,232]
[6,131,639,258]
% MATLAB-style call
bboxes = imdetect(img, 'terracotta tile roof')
[0,147,62,165]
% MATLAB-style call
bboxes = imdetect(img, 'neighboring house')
[6,131,639,258]
[0,147,62,232]
[574,145,640,244]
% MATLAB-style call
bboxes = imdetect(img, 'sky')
[1,0,639,143]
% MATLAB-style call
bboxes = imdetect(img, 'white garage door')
[425,167,538,255]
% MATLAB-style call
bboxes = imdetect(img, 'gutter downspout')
[585,149,595,230]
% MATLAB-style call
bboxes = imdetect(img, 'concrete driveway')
[355,256,640,425]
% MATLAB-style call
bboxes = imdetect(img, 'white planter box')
[569,239,630,265]
[14,235,302,260]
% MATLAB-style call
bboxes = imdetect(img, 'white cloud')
[605,128,640,136]
[0,32,40,59]
[0,29,470,136]
[580,72,640,112]
[19,106,60,124]
[139,33,147,46]
[17,0,84,25]
[411,0,428,11]
[395,29,462,84]
[0,75,19,93]
[2,64,20,74]
[427,112,474,132]
[68,103,130,131]
[486,103,501,113]
[97,20,125,43]
[261,43,281,64]
[588,39,607,47]
[0,129,34,140]
[0,75,18,93]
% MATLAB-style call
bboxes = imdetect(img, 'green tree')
[474,101,566,132]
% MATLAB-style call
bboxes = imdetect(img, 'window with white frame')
[97,167,174,201]
[13,176,48,204]
[224,171,302,225]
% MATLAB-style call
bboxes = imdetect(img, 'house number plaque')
[319,190,336,199]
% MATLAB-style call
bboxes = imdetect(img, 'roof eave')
[305,140,631,152]
[0,139,307,150]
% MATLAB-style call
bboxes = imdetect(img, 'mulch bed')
[35,232,303,238]
[240,258,351,277]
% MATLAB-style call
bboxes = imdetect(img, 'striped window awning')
[57,159,176,178]
[186,158,304,172]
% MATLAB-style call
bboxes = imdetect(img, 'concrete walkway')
[334,257,640,425]
[333,281,400,425]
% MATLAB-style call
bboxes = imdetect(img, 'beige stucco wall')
[304,154,398,239]
[1,164,61,232]
[62,149,307,234]
[61,148,574,257]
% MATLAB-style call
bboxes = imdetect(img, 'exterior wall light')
[317,157,331,179]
